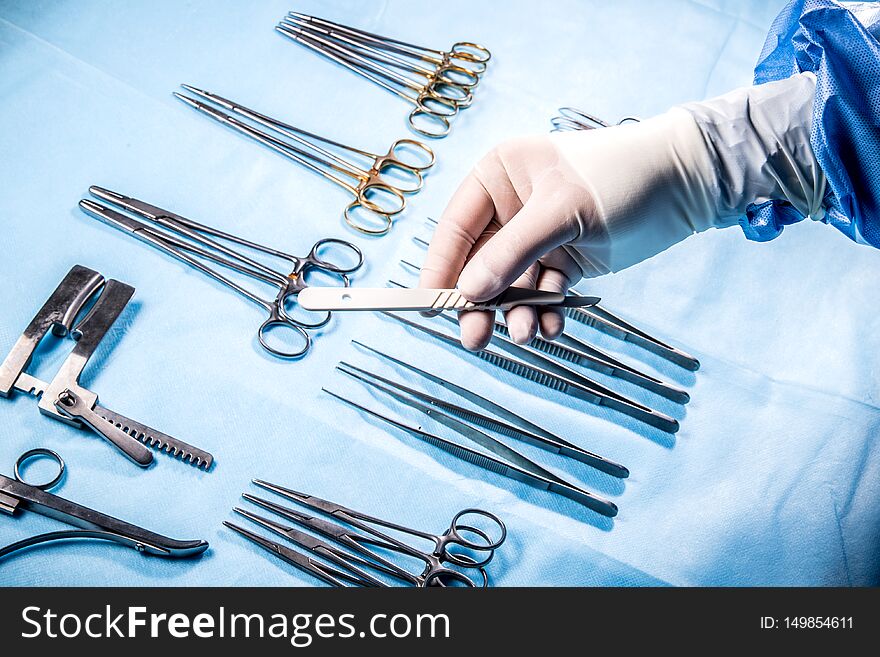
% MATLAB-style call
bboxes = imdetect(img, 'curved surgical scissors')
[176,87,432,235]
[79,187,363,359]
[248,480,506,587]
[551,106,641,132]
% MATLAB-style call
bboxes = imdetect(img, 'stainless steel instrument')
[298,285,600,312]
[0,448,209,559]
[385,311,679,434]
[226,480,506,586]
[0,265,214,469]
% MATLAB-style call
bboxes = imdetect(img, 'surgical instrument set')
[298,285,601,312]
[551,107,641,132]
[79,186,364,359]
[225,480,506,586]
[339,358,626,477]
[326,382,618,517]
[384,311,679,433]
[0,448,209,559]
[276,12,490,138]
[0,265,214,469]
[404,232,701,371]
[350,340,628,475]
[386,271,690,403]
[175,86,435,235]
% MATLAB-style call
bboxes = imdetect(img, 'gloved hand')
[420,72,823,350]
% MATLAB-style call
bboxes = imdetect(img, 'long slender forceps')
[79,186,363,359]
[351,340,628,476]
[175,87,433,235]
[384,311,678,433]
[349,341,629,477]
[408,227,699,370]
[0,448,208,559]
[326,382,618,517]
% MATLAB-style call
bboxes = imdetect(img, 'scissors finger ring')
[258,316,312,359]
[343,201,394,236]
[14,449,65,491]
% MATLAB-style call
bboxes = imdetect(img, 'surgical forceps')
[79,186,363,359]
[326,380,618,517]
[0,449,208,559]
[394,261,695,393]
[385,311,678,433]
[460,313,688,403]
[351,340,628,476]
[404,234,700,370]
[277,14,489,138]
[551,107,641,132]
[175,87,433,235]
[564,290,700,371]
[340,357,627,477]
[228,480,506,586]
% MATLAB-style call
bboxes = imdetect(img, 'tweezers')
[339,356,627,478]
[386,277,687,403]
[325,383,618,517]
[564,291,700,371]
[352,340,579,456]
[398,257,700,370]
[385,312,679,433]
[490,320,689,403]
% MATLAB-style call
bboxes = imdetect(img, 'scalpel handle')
[55,390,153,467]
[298,287,596,311]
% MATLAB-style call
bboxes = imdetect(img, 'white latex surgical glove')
[420,72,823,350]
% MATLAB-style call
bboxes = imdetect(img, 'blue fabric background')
[1,0,878,586]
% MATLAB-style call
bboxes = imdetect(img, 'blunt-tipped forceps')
[281,16,479,103]
[350,341,629,477]
[326,383,618,517]
[243,480,506,586]
[564,290,700,371]
[403,240,700,370]
[175,88,433,236]
[551,107,641,132]
[79,186,363,359]
[0,449,208,559]
[387,273,688,403]
[339,358,627,478]
[386,312,678,433]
